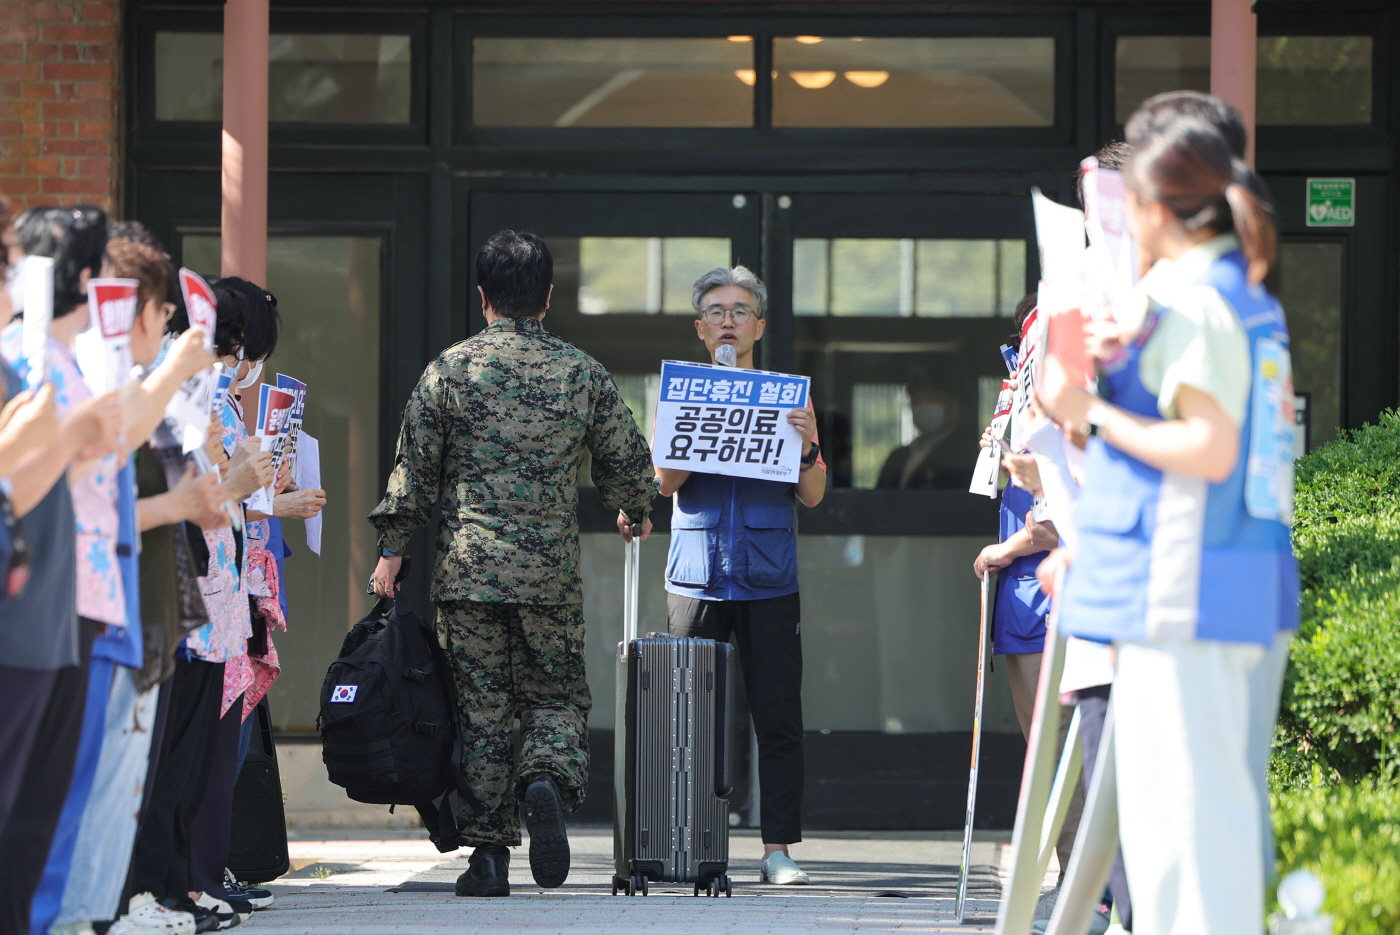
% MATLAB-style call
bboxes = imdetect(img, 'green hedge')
[1271,413,1400,933]
[1279,412,1400,784]
[1272,781,1400,935]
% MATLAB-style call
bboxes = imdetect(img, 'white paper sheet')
[295,432,322,555]
[20,255,53,389]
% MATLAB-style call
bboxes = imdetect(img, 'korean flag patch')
[330,685,358,704]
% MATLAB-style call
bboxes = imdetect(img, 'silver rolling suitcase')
[612,536,735,897]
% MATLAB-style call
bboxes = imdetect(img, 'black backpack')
[318,563,465,851]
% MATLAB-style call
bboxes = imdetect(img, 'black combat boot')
[522,774,570,888]
[456,844,510,897]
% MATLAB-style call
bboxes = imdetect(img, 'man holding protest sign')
[370,231,655,897]
[631,266,824,886]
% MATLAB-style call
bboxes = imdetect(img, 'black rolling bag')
[612,537,736,898]
[227,697,290,884]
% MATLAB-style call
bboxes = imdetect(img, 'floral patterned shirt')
[1,325,124,626]
[182,391,251,663]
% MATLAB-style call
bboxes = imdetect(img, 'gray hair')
[691,266,767,318]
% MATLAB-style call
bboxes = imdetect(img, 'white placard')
[20,255,53,389]
[295,431,322,555]
[163,269,220,452]
[969,380,1013,498]
[651,360,809,482]
[75,278,139,394]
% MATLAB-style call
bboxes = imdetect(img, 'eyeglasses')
[699,304,758,326]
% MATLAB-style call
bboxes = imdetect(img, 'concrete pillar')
[221,0,269,284]
[1211,0,1257,166]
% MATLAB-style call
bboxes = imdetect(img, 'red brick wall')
[0,0,120,213]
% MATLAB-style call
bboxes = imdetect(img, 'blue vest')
[1060,249,1299,647]
[993,484,1052,655]
[666,472,799,602]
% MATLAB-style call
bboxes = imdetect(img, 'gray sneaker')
[760,852,810,885]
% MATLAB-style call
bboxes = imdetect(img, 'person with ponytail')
[1038,114,1297,935]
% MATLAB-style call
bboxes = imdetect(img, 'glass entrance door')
[766,192,1038,828]
[467,187,1040,828]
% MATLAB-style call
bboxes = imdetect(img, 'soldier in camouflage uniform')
[369,231,656,897]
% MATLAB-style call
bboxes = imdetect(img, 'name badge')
[1245,336,1295,525]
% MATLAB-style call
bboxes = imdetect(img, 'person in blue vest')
[1041,116,1296,935]
[623,266,825,885]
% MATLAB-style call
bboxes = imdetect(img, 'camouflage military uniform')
[370,315,655,846]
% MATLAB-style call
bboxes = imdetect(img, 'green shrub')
[1272,781,1400,935]
[1278,413,1400,783]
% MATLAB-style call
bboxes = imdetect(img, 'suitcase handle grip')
[623,537,640,644]
[714,643,735,798]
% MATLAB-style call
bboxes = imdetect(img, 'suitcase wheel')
[723,874,733,898]
[630,873,648,897]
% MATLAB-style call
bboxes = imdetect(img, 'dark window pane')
[575,236,731,314]
[772,37,1055,128]
[1115,35,1372,126]
[155,32,224,121]
[1114,36,1210,124]
[1257,37,1371,126]
[1276,241,1342,451]
[794,237,1026,489]
[794,238,1025,317]
[155,32,412,124]
[471,38,754,127]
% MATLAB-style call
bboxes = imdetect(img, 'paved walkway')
[243,827,1020,933]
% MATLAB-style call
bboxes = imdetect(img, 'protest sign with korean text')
[652,360,809,481]
[245,384,296,514]
[970,379,1014,498]
[163,269,220,452]
[75,278,139,394]
[275,373,307,479]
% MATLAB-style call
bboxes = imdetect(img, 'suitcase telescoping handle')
[623,536,640,644]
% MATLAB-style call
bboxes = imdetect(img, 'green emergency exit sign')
[1307,178,1355,227]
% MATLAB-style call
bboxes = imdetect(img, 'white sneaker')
[760,852,810,885]
[108,894,195,935]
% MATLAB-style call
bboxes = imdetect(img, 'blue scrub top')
[993,484,1052,656]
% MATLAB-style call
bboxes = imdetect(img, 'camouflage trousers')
[435,600,592,847]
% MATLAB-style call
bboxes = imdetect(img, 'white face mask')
[237,356,264,389]
[911,401,947,436]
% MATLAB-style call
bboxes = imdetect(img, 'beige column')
[1211,0,1257,166]
[221,0,269,284]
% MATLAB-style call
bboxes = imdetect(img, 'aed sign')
[1306,178,1355,227]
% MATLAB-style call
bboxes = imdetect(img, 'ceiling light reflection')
[727,35,752,43]
[795,36,824,45]
[735,69,756,86]
[790,71,837,89]
[844,70,890,88]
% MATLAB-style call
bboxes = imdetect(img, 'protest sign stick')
[994,584,1069,935]
[956,570,993,923]
[1044,704,1119,935]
